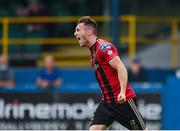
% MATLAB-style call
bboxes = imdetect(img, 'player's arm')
[99,43,127,103]
[0,71,15,87]
[109,56,128,103]
[0,80,15,87]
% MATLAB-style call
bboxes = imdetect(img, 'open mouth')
[77,37,81,40]
[75,35,80,40]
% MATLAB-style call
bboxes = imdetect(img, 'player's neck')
[87,35,97,48]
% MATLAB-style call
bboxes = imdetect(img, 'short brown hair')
[78,16,98,35]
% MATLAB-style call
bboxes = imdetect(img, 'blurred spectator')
[176,68,180,79]
[14,0,49,31]
[128,57,148,82]
[14,0,53,56]
[26,0,49,32]
[0,56,15,87]
[37,55,63,89]
[14,1,29,17]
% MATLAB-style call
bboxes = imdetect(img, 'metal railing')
[0,16,179,67]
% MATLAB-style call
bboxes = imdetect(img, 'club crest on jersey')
[107,50,113,55]
[100,44,111,51]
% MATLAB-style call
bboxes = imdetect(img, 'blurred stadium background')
[0,0,180,130]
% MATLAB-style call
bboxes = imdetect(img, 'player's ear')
[86,29,92,35]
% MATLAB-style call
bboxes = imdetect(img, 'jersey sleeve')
[99,43,119,62]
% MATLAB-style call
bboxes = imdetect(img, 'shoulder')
[96,39,114,52]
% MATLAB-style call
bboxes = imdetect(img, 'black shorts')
[90,98,146,130]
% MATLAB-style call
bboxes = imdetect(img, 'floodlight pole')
[111,0,121,54]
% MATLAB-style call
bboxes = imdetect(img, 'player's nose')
[74,31,76,37]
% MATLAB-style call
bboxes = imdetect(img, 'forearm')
[0,81,6,87]
[37,79,50,88]
[0,81,15,87]
[37,79,43,86]
[53,79,63,87]
[117,67,128,94]
[108,56,128,94]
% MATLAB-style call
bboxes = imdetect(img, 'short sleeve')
[99,43,119,62]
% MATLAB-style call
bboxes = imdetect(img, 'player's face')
[74,23,88,47]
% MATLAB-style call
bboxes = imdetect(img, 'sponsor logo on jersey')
[100,44,111,51]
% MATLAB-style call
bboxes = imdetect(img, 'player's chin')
[79,43,83,47]
[79,43,85,47]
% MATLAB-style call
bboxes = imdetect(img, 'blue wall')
[0,68,180,129]
[1,68,172,93]
[162,76,180,129]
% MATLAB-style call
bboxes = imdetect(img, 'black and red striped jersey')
[90,38,136,103]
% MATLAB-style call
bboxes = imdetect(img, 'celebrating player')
[74,16,148,130]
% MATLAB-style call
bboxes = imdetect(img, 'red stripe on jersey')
[96,39,116,102]
[96,71,111,103]
[90,42,112,103]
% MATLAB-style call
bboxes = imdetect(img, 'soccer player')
[74,16,148,130]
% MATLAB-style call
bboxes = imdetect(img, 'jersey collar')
[89,38,98,51]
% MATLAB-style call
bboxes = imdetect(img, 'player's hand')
[117,92,126,104]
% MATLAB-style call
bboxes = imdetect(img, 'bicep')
[109,56,126,71]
